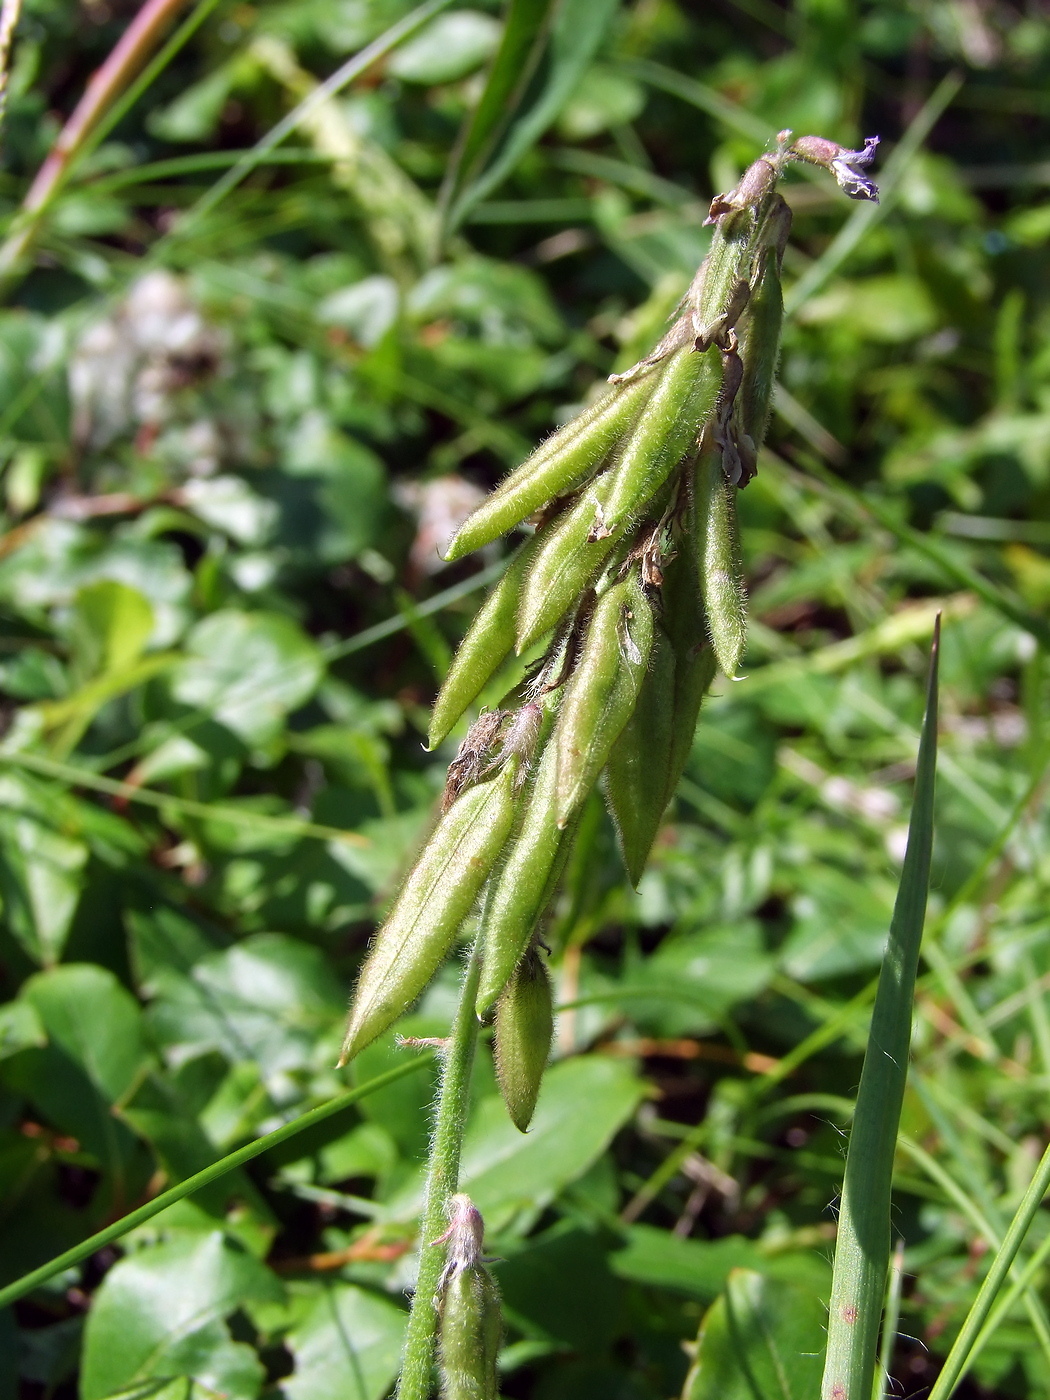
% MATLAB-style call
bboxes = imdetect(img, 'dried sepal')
[436,1195,501,1400]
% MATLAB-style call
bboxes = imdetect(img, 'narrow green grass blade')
[876,1241,904,1400]
[926,1141,1050,1400]
[820,619,940,1400]
[0,1055,432,1310]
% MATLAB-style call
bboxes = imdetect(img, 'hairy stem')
[398,942,483,1400]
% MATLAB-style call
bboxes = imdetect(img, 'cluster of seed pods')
[339,133,880,1138]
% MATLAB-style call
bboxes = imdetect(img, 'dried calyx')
[340,132,880,1117]
[435,1195,502,1400]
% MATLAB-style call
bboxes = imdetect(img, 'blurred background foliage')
[0,0,1049,1396]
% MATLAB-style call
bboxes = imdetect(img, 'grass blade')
[437,0,555,245]
[926,1141,1050,1400]
[442,0,620,230]
[0,1055,432,1310]
[820,619,940,1400]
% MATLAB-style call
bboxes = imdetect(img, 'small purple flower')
[830,136,880,202]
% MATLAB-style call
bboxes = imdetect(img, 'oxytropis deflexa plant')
[341,132,880,1400]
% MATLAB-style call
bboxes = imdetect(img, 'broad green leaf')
[611,921,773,1037]
[68,579,154,678]
[0,774,89,965]
[682,1269,826,1400]
[22,963,148,1102]
[610,1226,830,1303]
[385,1056,644,1228]
[79,1231,283,1400]
[0,999,46,1060]
[387,10,502,85]
[281,1282,407,1400]
[0,966,149,1180]
[171,610,323,745]
[139,931,343,1082]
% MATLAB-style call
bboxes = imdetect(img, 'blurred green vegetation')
[0,0,1049,1396]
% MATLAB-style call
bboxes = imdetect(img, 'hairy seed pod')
[602,344,723,530]
[604,624,675,887]
[428,537,540,750]
[513,477,623,655]
[689,211,755,347]
[695,446,747,678]
[605,549,716,884]
[475,735,564,1017]
[339,763,519,1063]
[439,1265,502,1400]
[514,346,721,653]
[444,375,657,563]
[734,245,784,483]
[554,572,655,829]
[494,946,554,1132]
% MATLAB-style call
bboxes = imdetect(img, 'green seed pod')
[439,1265,502,1400]
[444,374,656,563]
[514,345,721,654]
[513,474,622,654]
[339,763,519,1063]
[494,945,554,1132]
[603,344,723,530]
[695,445,747,678]
[476,734,564,1016]
[605,550,716,884]
[604,623,675,887]
[429,537,540,750]
[554,572,655,828]
[734,245,783,482]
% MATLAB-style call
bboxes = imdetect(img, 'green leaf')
[437,0,553,235]
[281,1282,407,1400]
[385,1055,644,1229]
[387,9,502,85]
[69,580,155,678]
[0,998,46,1060]
[0,965,149,1179]
[136,930,344,1083]
[682,1268,826,1400]
[79,1231,284,1400]
[0,773,89,965]
[610,1226,830,1304]
[21,963,149,1103]
[171,610,324,746]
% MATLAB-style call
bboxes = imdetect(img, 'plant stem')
[820,621,940,1400]
[397,942,483,1400]
[926,1141,1050,1400]
[876,1240,905,1400]
[0,0,194,281]
[0,0,24,134]
[0,1055,431,1311]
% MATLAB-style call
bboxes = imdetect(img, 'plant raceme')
[340,132,881,1134]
